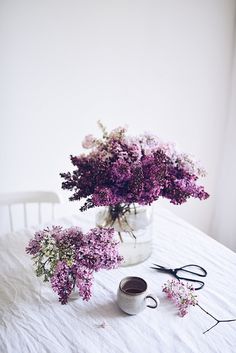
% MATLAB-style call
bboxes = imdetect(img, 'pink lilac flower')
[26,239,41,255]
[162,279,198,317]
[26,226,123,304]
[51,261,74,304]
[75,265,94,301]
[60,124,209,211]
[82,134,97,149]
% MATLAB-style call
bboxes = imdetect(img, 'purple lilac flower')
[53,226,83,247]
[76,265,94,301]
[78,227,123,271]
[92,187,113,206]
[51,261,74,305]
[111,159,132,183]
[162,279,198,317]
[26,239,41,255]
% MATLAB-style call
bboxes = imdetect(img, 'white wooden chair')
[0,191,60,232]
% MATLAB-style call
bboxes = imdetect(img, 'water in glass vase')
[96,204,153,266]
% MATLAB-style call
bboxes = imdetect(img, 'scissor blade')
[150,265,172,273]
[152,264,167,269]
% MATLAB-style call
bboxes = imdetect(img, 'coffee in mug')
[117,276,160,315]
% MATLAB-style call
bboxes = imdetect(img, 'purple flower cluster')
[60,123,209,211]
[26,226,123,304]
[162,279,198,317]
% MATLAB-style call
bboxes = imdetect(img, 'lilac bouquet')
[26,226,123,304]
[60,122,209,232]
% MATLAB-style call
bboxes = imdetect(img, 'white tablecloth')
[0,207,236,353]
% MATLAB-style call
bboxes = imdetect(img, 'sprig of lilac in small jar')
[26,226,123,304]
[60,122,209,219]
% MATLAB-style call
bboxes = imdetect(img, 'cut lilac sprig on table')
[26,226,123,304]
[162,279,198,317]
[162,279,236,334]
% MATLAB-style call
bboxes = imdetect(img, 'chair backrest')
[0,191,60,232]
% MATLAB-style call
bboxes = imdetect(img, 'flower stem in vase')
[96,203,153,266]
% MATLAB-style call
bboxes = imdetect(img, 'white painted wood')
[0,191,60,205]
[8,205,13,232]
[23,203,27,228]
[0,191,60,231]
[38,203,42,224]
[51,203,55,220]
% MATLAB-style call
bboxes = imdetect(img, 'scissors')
[150,264,207,290]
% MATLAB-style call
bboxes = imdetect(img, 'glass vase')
[69,287,80,302]
[96,204,153,267]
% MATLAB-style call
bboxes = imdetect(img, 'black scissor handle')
[174,276,205,290]
[175,264,207,277]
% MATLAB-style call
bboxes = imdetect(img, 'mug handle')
[145,295,160,309]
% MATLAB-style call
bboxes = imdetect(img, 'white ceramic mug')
[117,276,160,315]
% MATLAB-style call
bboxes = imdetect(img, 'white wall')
[0,0,235,237]
[210,29,236,251]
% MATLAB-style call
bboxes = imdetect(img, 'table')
[0,207,236,353]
